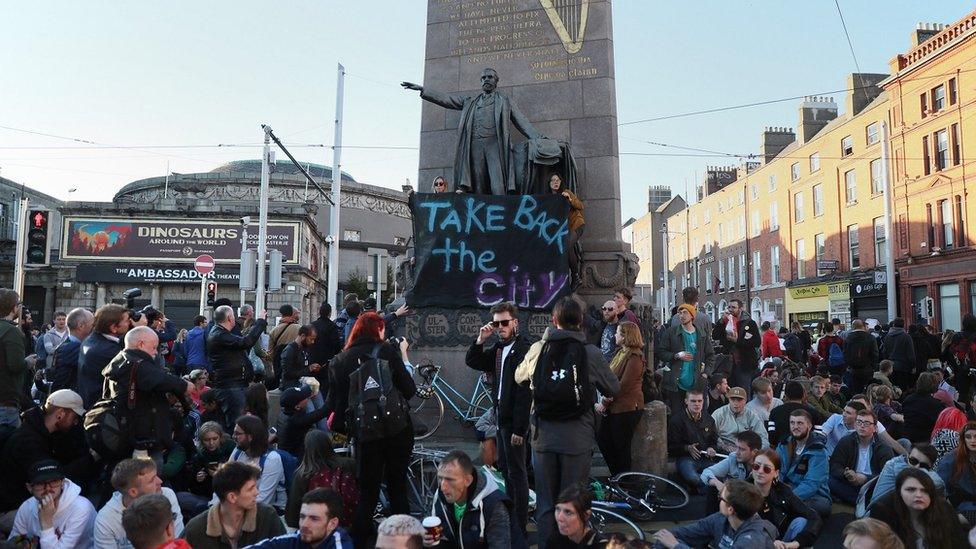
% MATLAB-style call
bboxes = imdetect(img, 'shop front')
[850,270,889,324]
[785,279,850,331]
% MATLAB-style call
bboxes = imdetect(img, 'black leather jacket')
[206,319,267,388]
[465,333,536,435]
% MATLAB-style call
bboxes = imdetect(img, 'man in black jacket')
[207,305,267,429]
[278,325,320,391]
[465,301,534,533]
[0,288,27,430]
[308,302,342,382]
[78,304,130,409]
[712,299,761,395]
[844,319,879,395]
[828,409,893,504]
[104,326,195,456]
[881,317,916,393]
[667,389,718,493]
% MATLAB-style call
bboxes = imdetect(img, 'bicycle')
[409,361,492,440]
[590,471,689,523]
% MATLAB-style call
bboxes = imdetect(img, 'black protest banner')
[407,193,571,310]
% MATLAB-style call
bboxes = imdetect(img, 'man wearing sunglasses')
[599,300,618,362]
[465,301,536,533]
[869,442,945,509]
[828,409,894,504]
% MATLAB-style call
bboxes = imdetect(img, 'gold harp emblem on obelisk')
[539,0,589,54]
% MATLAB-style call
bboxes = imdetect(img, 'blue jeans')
[215,387,246,430]
[805,494,832,517]
[784,517,807,542]
[306,392,329,432]
[676,457,710,492]
[0,406,21,429]
[829,476,861,504]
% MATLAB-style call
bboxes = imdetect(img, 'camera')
[131,305,162,325]
[122,288,142,310]
[388,336,406,347]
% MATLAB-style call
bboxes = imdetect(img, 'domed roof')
[210,159,357,183]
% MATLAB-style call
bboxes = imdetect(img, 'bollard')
[631,400,668,475]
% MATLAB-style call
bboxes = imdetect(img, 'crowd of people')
[3,277,976,548]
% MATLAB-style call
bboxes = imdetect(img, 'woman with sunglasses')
[596,322,646,476]
[871,442,944,509]
[748,448,821,548]
[869,468,968,548]
[936,420,976,524]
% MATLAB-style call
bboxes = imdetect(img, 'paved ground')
[419,437,852,547]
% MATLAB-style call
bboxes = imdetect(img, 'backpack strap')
[231,447,242,461]
[126,357,141,410]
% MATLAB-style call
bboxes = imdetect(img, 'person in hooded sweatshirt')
[653,479,777,549]
[425,450,526,549]
[103,326,196,459]
[8,460,96,549]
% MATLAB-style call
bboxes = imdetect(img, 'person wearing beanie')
[659,302,715,415]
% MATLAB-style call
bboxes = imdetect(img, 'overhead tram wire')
[833,0,871,107]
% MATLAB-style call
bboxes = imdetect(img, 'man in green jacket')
[0,288,27,429]
[182,461,285,549]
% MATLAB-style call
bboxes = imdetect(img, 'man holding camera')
[207,305,268,429]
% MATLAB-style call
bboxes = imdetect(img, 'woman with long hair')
[243,382,269,429]
[930,406,968,460]
[548,173,585,288]
[596,321,645,475]
[749,448,821,548]
[326,311,416,545]
[180,421,235,516]
[870,467,967,547]
[936,420,976,522]
[285,430,358,529]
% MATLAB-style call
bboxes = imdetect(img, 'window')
[936,129,949,171]
[870,158,883,194]
[940,283,961,331]
[921,92,928,117]
[941,199,954,249]
[770,202,779,230]
[956,195,966,246]
[844,170,857,204]
[719,261,726,291]
[951,123,961,166]
[866,122,880,145]
[949,78,958,105]
[751,211,761,237]
[771,246,781,284]
[727,257,736,289]
[848,224,860,268]
[753,250,762,287]
[705,267,713,294]
[874,217,887,266]
[926,204,936,247]
[769,175,777,192]
[738,254,746,289]
[718,222,724,244]
[932,84,946,112]
[809,153,820,173]
[705,234,712,253]
[691,215,698,229]
[738,189,745,205]
[813,184,824,216]
[815,233,825,273]
[794,193,805,222]
[796,239,805,279]
[718,202,724,213]
[704,209,711,224]
[791,162,801,181]
[841,135,853,157]
[751,184,759,201]
[343,229,361,242]
[923,135,931,175]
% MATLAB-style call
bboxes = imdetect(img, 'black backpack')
[532,338,591,421]
[346,344,410,442]
[83,359,141,460]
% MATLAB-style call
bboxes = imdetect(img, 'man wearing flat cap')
[658,303,715,415]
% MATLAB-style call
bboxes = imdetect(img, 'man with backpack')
[843,320,879,395]
[268,305,301,384]
[514,297,620,549]
[465,301,535,533]
[816,322,845,377]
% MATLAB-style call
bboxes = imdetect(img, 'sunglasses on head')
[601,307,615,311]
[907,456,931,470]
[752,463,774,474]
[491,319,512,328]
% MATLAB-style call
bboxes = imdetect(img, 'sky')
[1,1,973,223]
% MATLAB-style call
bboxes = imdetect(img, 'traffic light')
[922,296,935,319]
[25,210,50,266]
[206,281,217,306]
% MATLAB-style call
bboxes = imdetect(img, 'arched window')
[705,302,716,323]
[718,300,728,318]
[751,298,763,322]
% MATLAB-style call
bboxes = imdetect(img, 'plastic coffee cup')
[422,516,443,544]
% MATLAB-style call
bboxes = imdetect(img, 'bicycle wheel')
[467,391,492,423]
[590,507,646,541]
[409,389,444,440]
[611,472,689,512]
[407,456,440,516]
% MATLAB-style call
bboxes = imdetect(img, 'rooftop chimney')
[912,22,945,47]
[846,73,888,116]
[701,165,737,198]
[760,126,796,164]
[798,96,838,143]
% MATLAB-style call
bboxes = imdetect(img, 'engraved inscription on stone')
[424,314,451,340]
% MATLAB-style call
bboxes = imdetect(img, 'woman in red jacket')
[760,321,783,359]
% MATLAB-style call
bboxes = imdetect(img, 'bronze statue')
[402,68,540,195]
